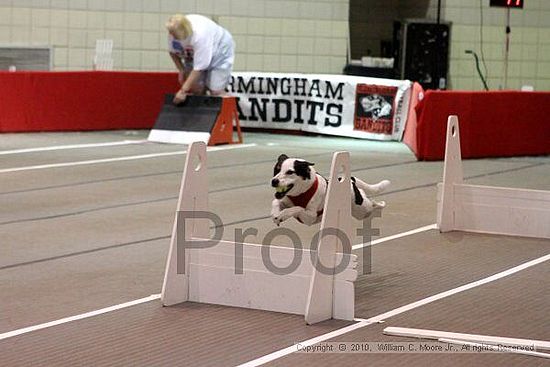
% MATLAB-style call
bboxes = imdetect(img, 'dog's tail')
[352,178,391,196]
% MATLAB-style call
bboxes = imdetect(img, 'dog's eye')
[286,170,294,175]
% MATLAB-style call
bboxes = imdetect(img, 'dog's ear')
[294,160,314,180]
[277,154,289,163]
[273,154,289,175]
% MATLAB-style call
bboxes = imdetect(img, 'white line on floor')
[0,224,435,341]
[0,143,257,174]
[236,253,550,367]
[0,294,161,341]
[352,223,438,250]
[0,140,148,155]
[244,320,381,367]
[2,230,546,361]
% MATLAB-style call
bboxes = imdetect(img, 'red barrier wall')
[3,72,549,161]
[404,90,550,160]
[0,71,179,132]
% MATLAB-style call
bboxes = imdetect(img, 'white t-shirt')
[168,14,232,71]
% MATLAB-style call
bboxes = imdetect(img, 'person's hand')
[173,89,187,104]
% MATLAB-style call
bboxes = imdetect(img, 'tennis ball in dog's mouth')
[276,186,287,193]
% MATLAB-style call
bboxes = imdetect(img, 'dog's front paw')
[373,200,386,208]
[273,209,294,226]
[273,215,287,226]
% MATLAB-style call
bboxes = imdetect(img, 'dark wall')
[349,0,435,59]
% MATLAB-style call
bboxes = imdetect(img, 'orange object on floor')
[208,96,243,146]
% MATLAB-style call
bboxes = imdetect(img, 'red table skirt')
[0,71,179,132]
[404,90,550,160]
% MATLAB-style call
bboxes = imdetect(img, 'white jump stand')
[161,142,358,324]
[437,115,550,239]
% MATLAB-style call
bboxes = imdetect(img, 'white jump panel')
[306,152,355,324]
[161,142,209,306]
[454,184,550,238]
[161,142,358,324]
[187,240,357,316]
[148,130,211,145]
[437,116,550,239]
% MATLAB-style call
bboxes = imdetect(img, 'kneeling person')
[166,14,235,104]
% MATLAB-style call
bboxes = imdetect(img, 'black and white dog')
[271,154,390,226]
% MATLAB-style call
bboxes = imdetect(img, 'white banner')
[227,72,413,141]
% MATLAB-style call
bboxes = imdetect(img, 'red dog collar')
[287,177,324,223]
[287,176,319,208]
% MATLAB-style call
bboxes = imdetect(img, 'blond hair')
[166,14,193,40]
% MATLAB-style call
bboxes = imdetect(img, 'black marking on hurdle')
[153,94,222,132]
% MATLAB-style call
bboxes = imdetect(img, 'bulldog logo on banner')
[354,84,398,135]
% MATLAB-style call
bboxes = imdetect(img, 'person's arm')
[181,70,202,93]
[169,52,184,72]
[169,53,187,85]
[173,69,203,104]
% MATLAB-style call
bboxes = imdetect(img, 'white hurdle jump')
[161,142,358,324]
[437,115,550,239]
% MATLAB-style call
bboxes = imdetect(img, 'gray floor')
[0,130,549,366]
